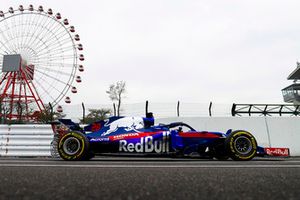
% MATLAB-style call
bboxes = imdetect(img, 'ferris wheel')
[0,5,84,120]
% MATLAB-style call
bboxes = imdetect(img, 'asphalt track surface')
[0,156,300,200]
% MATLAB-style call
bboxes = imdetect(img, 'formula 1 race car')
[51,113,290,161]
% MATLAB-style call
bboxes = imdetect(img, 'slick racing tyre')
[225,130,257,161]
[58,131,90,161]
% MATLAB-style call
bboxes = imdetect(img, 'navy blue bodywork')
[52,116,269,158]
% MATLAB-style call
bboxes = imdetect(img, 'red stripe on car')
[178,132,220,138]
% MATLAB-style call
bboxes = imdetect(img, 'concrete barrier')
[265,117,300,156]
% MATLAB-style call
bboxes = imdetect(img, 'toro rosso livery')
[51,113,290,161]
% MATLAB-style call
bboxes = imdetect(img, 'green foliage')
[0,100,30,124]
[0,99,65,124]
[80,108,111,124]
[0,98,8,124]
[35,105,66,124]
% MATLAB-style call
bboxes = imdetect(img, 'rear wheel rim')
[234,136,252,155]
[63,137,81,155]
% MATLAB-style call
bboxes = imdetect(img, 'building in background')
[282,62,300,103]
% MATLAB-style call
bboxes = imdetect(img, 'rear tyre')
[225,130,257,161]
[58,131,90,161]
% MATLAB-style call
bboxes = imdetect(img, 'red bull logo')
[265,148,290,157]
[119,131,170,153]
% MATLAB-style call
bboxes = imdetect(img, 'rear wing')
[51,119,83,135]
[57,119,82,131]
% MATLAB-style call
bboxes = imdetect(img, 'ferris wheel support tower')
[0,54,45,121]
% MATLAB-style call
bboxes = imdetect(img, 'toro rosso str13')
[51,113,290,161]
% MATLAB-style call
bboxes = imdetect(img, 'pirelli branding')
[119,131,170,153]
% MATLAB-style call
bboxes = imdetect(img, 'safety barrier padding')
[0,125,53,157]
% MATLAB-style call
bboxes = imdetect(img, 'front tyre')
[58,131,90,161]
[225,130,257,161]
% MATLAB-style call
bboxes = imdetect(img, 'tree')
[35,105,66,124]
[0,99,64,124]
[80,108,111,124]
[0,100,29,124]
[0,98,8,124]
[106,81,126,116]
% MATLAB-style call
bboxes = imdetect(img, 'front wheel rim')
[234,136,252,155]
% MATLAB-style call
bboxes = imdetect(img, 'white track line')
[0,164,300,168]
[0,161,299,165]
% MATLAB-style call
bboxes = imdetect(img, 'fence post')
[209,101,212,117]
[49,102,53,122]
[82,102,85,123]
[145,100,149,115]
[279,105,283,116]
[177,101,180,117]
[295,105,300,116]
[231,103,236,116]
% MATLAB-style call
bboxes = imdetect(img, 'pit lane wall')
[0,117,299,157]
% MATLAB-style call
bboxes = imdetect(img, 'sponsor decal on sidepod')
[102,117,144,136]
[90,137,110,142]
[119,131,170,153]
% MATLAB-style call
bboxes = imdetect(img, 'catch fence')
[63,102,233,122]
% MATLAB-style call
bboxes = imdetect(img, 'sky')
[1,0,300,105]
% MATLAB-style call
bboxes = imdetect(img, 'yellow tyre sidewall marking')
[58,132,86,160]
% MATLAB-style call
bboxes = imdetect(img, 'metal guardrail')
[0,124,53,157]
